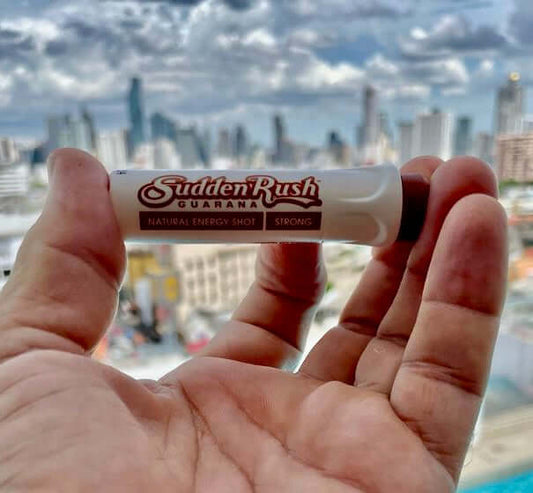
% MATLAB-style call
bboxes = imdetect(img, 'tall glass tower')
[273,114,285,163]
[128,77,145,156]
[495,72,524,136]
[363,85,379,146]
[454,116,473,156]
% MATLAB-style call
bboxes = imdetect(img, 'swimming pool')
[461,469,533,492]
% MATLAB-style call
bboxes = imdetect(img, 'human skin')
[0,149,507,492]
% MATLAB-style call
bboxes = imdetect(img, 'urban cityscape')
[1,71,531,186]
[1,66,533,493]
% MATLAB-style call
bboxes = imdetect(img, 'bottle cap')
[398,174,430,242]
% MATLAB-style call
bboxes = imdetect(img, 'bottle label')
[136,174,323,231]
[137,175,322,209]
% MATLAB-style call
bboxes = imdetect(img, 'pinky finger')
[390,194,508,482]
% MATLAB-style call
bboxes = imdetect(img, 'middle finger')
[299,156,440,382]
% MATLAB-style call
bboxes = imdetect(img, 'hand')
[0,149,507,492]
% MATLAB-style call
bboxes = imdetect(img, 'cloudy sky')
[0,0,532,147]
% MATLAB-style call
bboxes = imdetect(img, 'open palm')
[0,150,507,492]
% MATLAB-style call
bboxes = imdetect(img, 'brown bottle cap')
[398,174,430,242]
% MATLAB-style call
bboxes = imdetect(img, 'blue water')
[461,470,533,492]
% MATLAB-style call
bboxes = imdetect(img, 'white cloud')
[400,14,507,59]
[296,59,363,90]
[366,53,400,77]
[410,27,427,40]
[382,84,431,101]
[0,0,515,141]
[364,53,469,98]
[287,28,328,47]
[479,59,494,72]
[441,86,468,96]
[243,28,276,49]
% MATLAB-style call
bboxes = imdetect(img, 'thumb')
[0,148,125,359]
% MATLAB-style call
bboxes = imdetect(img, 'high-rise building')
[30,144,47,167]
[234,125,248,159]
[128,77,146,156]
[56,115,74,149]
[495,72,524,136]
[176,127,207,168]
[150,112,176,143]
[273,114,285,163]
[0,138,19,164]
[517,115,533,134]
[356,124,365,150]
[328,131,343,149]
[201,128,212,167]
[398,121,415,165]
[248,145,267,169]
[362,85,379,146]
[46,114,70,152]
[217,129,232,158]
[327,131,345,164]
[0,164,29,198]
[495,133,533,182]
[71,119,93,152]
[379,112,392,141]
[473,132,493,165]
[413,109,453,161]
[81,106,96,151]
[154,137,181,169]
[454,116,473,156]
[96,130,129,172]
[58,116,91,152]
[131,142,155,170]
[46,111,94,154]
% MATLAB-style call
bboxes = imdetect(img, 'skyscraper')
[273,114,285,163]
[0,138,19,164]
[379,112,392,141]
[176,127,207,168]
[495,72,524,136]
[201,128,212,166]
[473,132,493,165]
[154,138,181,169]
[398,121,415,165]
[47,112,94,153]
[362,85,379,146]
[454,116,473,156]
[96,130,129,172]
[197,129,210,167]
[128,77,145,156]
[234,125,248,159]
[217,129,231,158]
[413,109,453,161]
[46,114,70,152]
[71,119,93,152]
[81,106,96,151]
[356,124,365,149]
[150,112,176,143]
[327,131,345,164]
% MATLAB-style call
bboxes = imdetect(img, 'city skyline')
[0,0,532,145]
[1,69,528,174]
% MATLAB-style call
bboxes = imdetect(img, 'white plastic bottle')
[109,165,429,247]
